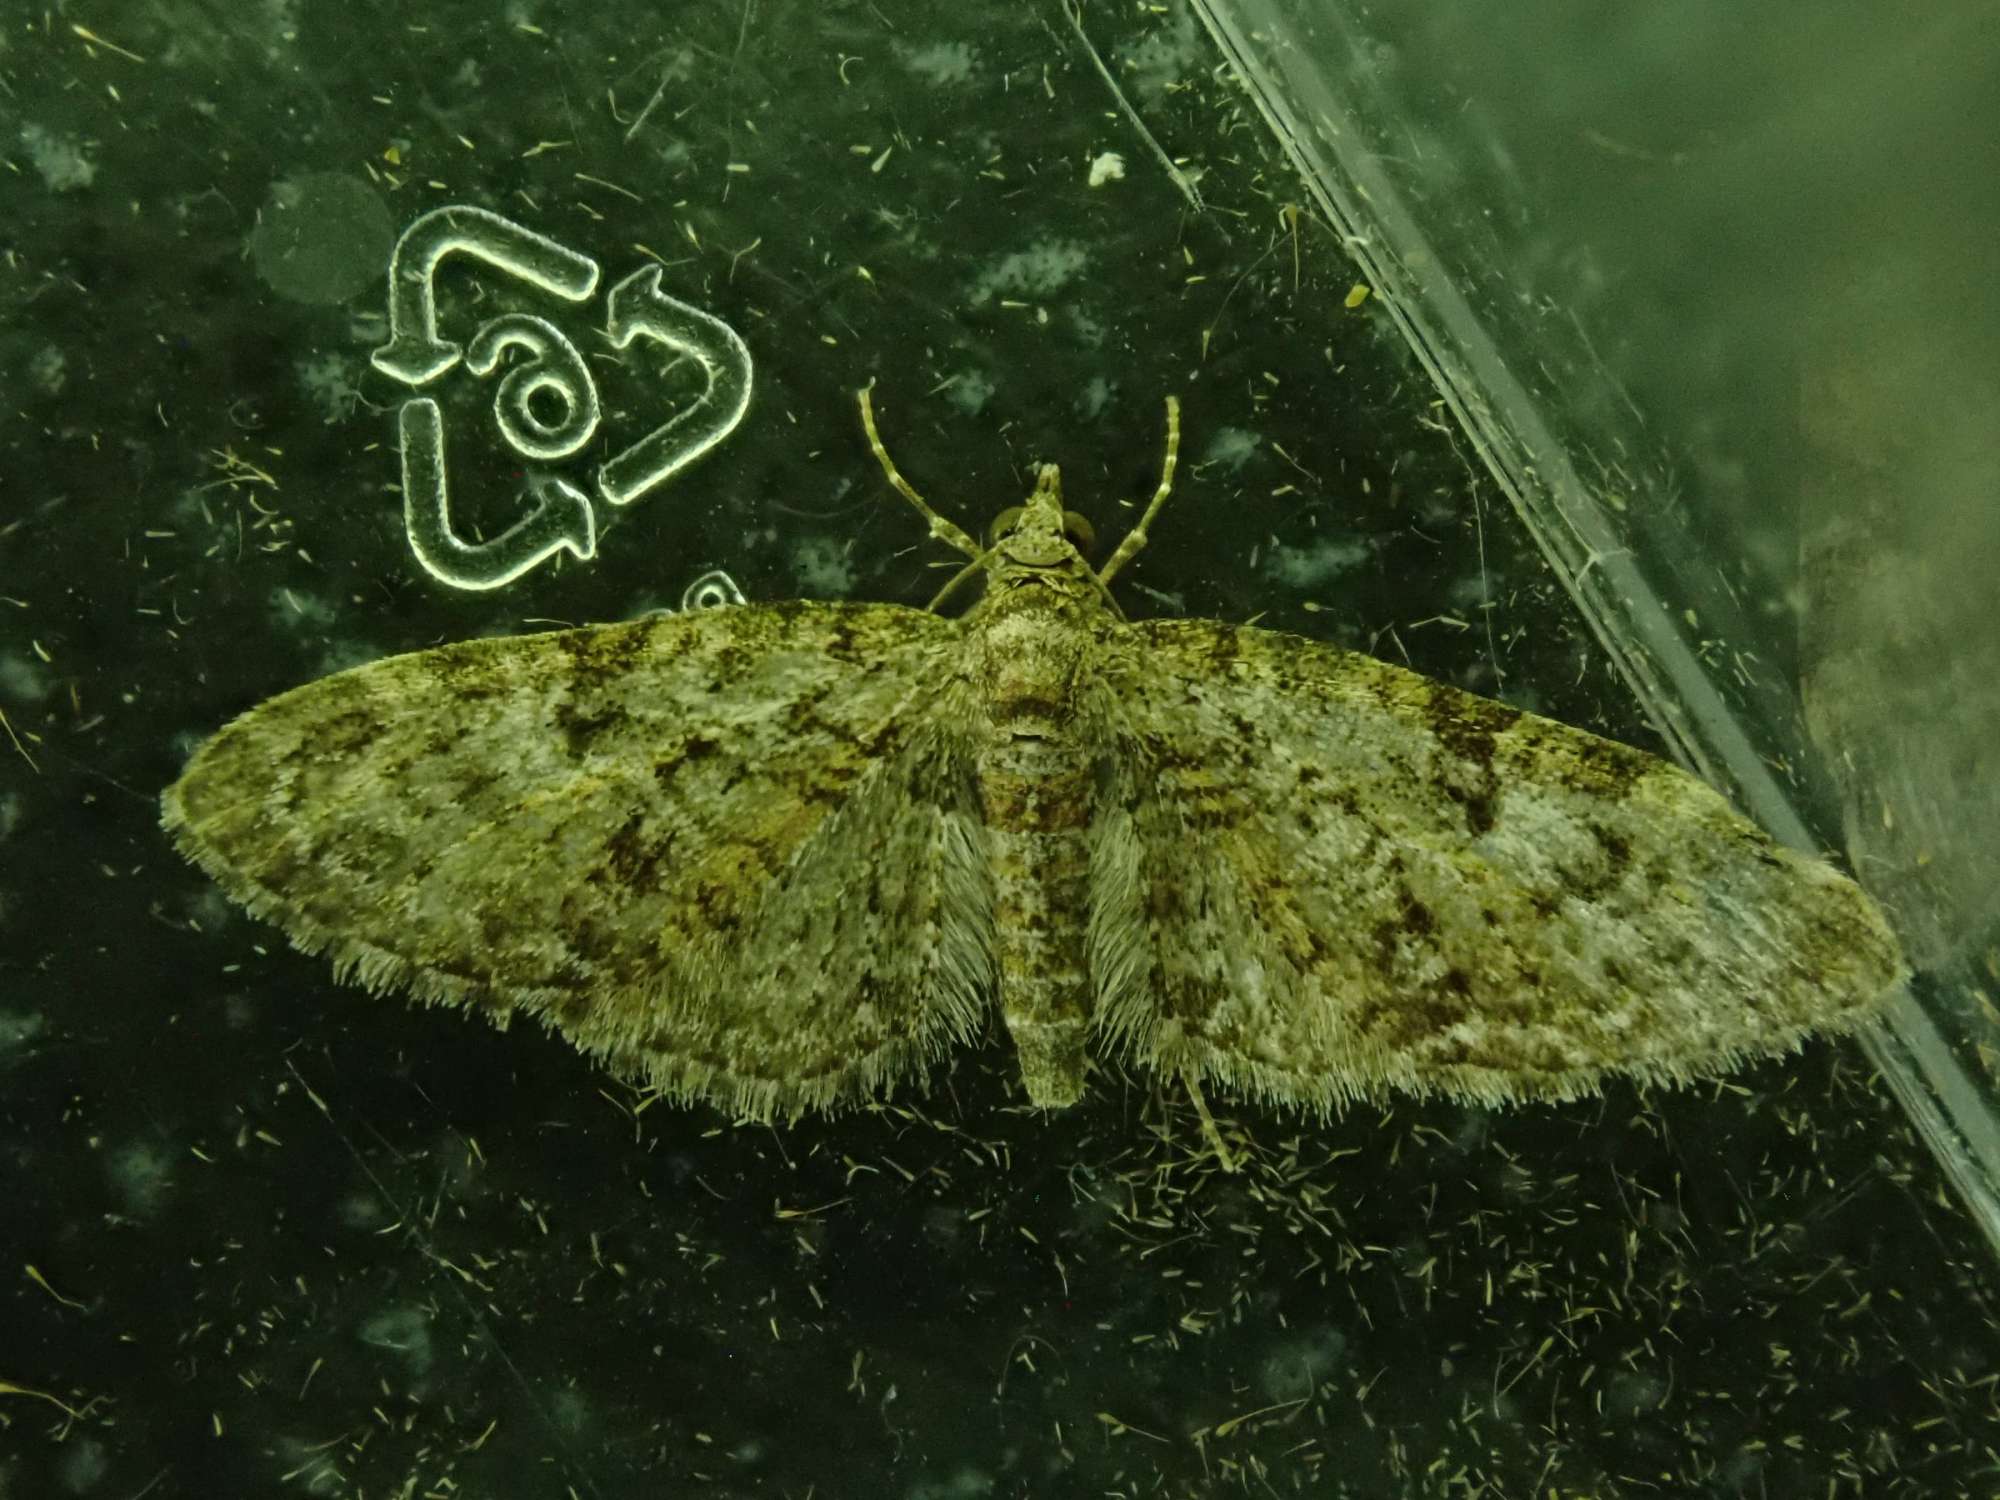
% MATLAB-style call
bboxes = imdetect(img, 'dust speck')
[358,1305,434,1375]
[251,172,394,306]
[1265,536,1371,590]
[108,1141,174,1217]
[898,42,976,85]
[20,124,96,191]
[28,345,67,396]
[970,241,1088,307]
[1202,426,1260,472]
[791,536,857,597]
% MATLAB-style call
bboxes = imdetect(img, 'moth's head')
[988,465,1097,570]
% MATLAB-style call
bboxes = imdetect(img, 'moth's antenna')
[1098,395,1181,586]
[858,384,983,561]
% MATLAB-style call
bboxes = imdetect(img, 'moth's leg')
[1098,395,1182,587]
[1183,1067,1239,1174]
[857,384,983,561]
[1079,565,1131,623]
[924,555,987,613]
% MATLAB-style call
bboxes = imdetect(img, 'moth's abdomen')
[978,738,1094,1107]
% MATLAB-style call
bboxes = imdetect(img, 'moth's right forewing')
[1086,618,1902,1114]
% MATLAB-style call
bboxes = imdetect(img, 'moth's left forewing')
[163,602,999,1120]
[1088,618,1904,1113]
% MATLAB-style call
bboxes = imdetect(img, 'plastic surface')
[5,4,1997,1495]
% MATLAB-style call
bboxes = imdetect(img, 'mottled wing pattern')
[163,602,996,1120]
[1087,619,1903,1111]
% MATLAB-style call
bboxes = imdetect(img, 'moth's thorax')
[971,590,1096,738]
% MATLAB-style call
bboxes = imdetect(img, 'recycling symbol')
[370,205,753,591]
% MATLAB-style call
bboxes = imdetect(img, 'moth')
[163,390,1903,1130]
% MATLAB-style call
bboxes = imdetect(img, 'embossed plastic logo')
[369,205,752,590]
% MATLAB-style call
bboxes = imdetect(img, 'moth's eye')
[985,506,1098,553]
[1061,509,1097,555]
